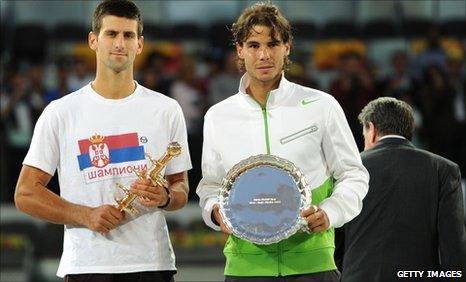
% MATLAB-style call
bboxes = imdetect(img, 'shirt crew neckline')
[87,81,141,104]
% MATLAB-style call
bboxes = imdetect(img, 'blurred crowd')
[1,31,465,203]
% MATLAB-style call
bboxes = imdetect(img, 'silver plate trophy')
[219,154,311,245]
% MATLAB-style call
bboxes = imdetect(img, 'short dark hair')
[231,1,293,71]
[358,97,415,140]
[92,0,143,37]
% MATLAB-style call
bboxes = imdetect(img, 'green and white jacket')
[196,73,369,276]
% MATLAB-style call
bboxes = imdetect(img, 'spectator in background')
[28,63,47,111]
[0,62,7,200]
[42,61,73,196]
[170,56,205,198]
[383,51,415,100]
[1,71,42,202]
[68,56,93,91]
[381,50,424,147]
[208,50,241,106]
[199,48,223,104]
[1,70,44,145]
[446,52,466,176]
[411,25,447,83]
[204,47,224,81]
[140,66,160,92]
[366,59,383,85]
[286,60,319,89]
[170,56,204,135]
[142,51,173,95]
[418,64,459,164]
[44,60,72,103]
[447,53,466,124]
[410,35,456,156]
[329,51,377,149]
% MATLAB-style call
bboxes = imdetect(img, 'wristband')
[158,186,171,209]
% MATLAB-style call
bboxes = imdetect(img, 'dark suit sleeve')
[437,163,465,272]
[334,227,345,271]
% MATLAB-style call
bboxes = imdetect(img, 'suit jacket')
[336,137,465,281]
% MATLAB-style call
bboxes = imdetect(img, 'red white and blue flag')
[77,133,147,183]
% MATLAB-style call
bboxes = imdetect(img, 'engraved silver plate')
[219,154,310,245]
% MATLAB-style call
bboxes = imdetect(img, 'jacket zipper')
[252,92,271,154]
[252,92,280,274]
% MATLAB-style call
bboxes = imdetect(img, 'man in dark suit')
[336,97,465,281]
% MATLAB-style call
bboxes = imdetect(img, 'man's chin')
[108,63,129,73]
[256,72,280,83]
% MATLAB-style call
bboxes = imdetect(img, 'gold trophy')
[114,142,182,214]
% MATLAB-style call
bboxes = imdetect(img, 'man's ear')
[137,36,144,55]
[363,121,378,151]
[284,41,291,56]
[236,42,244,59]
[368,122,378,143]
[88,31,97,51]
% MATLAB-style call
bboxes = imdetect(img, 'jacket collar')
[238,72,294,109]
[373,136,415,150]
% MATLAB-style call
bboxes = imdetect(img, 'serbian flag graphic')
[77,133,147,183]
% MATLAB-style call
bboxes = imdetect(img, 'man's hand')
[84,205,125,234]
[212,204,232,234]
[130,177,168,208]
[301,205,330,232]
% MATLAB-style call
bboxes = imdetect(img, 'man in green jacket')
[197,2,369,282]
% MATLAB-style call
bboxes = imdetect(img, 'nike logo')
[301,99,319,106]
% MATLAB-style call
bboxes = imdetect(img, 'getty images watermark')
[397,270,462,279]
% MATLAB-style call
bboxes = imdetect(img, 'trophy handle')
[149,173,168,188]
[147,142,182,186]
[134,169,147,180]
[116,183,130,194]
[114,183,139,214]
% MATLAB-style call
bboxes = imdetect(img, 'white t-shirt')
[23,82,192,277]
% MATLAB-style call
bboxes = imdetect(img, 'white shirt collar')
[238,72,293,108]
[379,135,406,141]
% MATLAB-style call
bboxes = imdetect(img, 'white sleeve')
[23,102,60,176]
[319,97,369,228]
[196,113,223,231]
[165,103,192,175]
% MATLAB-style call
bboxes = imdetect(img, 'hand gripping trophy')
[114,142,182,214]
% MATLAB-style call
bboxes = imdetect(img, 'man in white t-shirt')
[14,1,191,281]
